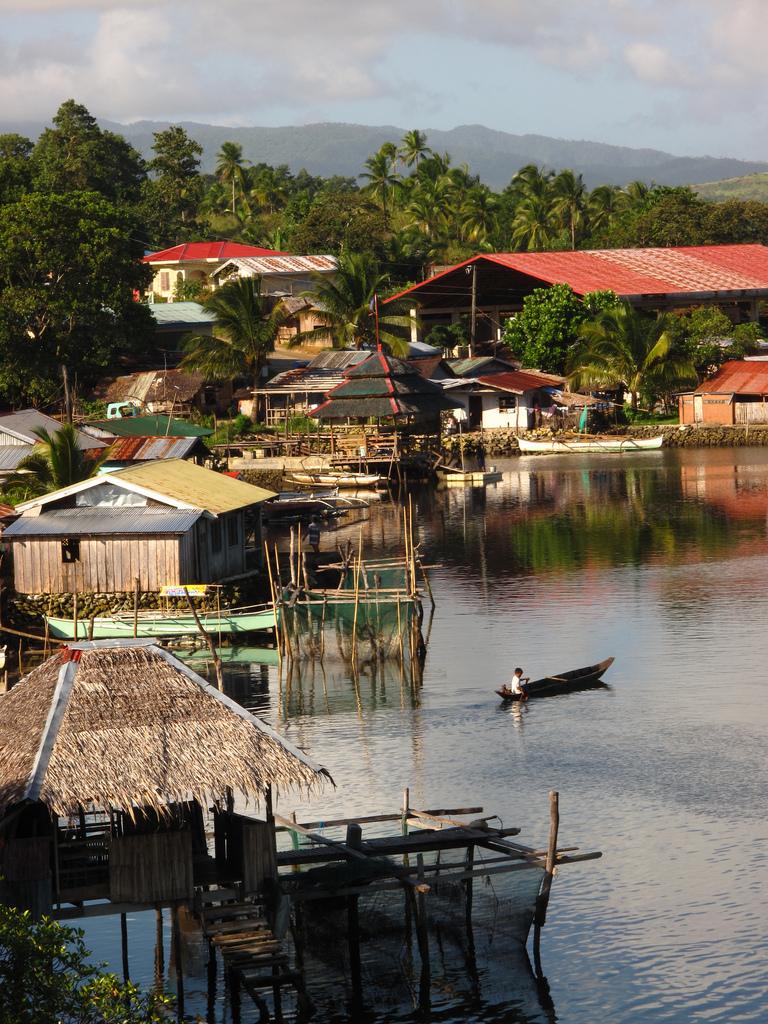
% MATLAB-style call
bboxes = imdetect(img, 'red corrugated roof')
[693,360,768,394]
[387,245,768,302]
[144,242,287,264]
[477,370,564,393]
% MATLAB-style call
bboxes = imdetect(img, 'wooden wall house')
[679,360,768,426]
[0,641,330,919]
[5,460,274,595]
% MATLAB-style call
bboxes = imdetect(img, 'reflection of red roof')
[478,370,564,393]
[694,360,768,395]
[144,242,286,264]
[387,245,768,302]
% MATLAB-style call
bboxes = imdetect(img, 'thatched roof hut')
[311,351,458,420]
[0,639,331,820]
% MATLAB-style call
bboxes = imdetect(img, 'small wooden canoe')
[496,656,614,702]
[518,435,662,454]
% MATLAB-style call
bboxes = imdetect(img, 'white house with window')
[441,369,568,431]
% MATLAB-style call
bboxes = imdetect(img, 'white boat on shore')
[517,434,664,454]
[286,471,387,488]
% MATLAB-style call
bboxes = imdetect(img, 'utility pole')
[469,263,477,357]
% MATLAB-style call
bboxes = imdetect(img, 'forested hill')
[3,118,766,189]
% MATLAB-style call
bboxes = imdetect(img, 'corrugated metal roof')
[144,242,286,263]
[0,410,107,449]
[449,356,517,377]
[105,436,201,461]
[114,460,275,511]
[4,507,203,537]
[104,370,204,405]
[149,302,218,326]
[0,445,30,470]
[387,245,768,303]
[214,254,337,277]
[88,416,213,438]
[477,370,565,394]
[307,350,369,369]
[260,367,348,395]
[693,360,768,395]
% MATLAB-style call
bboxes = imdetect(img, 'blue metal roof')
[4,508,203,537]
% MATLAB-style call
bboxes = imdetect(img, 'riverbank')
[442,424,768,456]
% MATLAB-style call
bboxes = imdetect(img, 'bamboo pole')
[133,576,140,638]
[183,587,223,690]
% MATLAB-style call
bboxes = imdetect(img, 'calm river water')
[83,448,768,1023]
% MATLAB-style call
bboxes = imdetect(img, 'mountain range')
[3,118,767,190]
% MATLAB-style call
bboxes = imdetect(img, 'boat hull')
[286,472,385,488]
[497,656,614,702]
[444,470,502,486]
[517,436,663,453]
[45,607,278,640]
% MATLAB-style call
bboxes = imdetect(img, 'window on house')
[499,396,517,410]
[61,538,80,563]
[211,521,222,554]
[160,271,170,291]
[227,516,239,547]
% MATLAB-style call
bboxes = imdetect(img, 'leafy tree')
[669,306,763,375]
[0,133,33,204]
[0,190,152,406]
[502,285,617,373]
[32,100,146,204]
[182,276,288,391]
[568,301,696,410]
[9,424,108,496]
[148,125,204,228]
[296,251,413,356]
[595,188,708,248]
[291,192,388,258]
[423,320,468,351]
[0,906,171,1023]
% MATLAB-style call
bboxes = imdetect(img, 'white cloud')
[623,42,693,87]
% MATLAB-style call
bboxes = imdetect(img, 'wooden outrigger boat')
[285,470,387,489]
[517,435,663,454]
[45,604,278,640]
[496,656,614,702]
[262,490,371,522]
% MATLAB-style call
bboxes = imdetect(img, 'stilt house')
[0,640,330,919]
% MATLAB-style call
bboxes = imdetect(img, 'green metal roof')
[114,460,275,512]
[89,416,214,437]
[148,302,218,327]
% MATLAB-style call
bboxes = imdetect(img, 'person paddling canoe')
[502,667,530,700]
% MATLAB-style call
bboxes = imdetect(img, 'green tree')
[511,194,556,251]
[0,133,33,204]
[0,905,171,1023]
[551,169,587,249]
[148,125,204,228]
[502,285,619,374]
[669,306,763,375]
[32,100,146,203]
[291,192,388,258]
[0,190,152,407]
[216,141,249,214]
[361,147,401,222]
[182,276,288,391]
[400,129,432,169]
[296,251,413,356]
[10,424,108,496]
[568,301,696,410]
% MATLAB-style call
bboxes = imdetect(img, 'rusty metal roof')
[693,360,768,395]
[5,508,203,537]
[213,254,337,277]
[105,436,202,462]
[477,370,565,394]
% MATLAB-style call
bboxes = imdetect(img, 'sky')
[0,0,766,160]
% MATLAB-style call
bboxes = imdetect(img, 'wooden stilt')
[415,854,431,1013]
[532,790,559,979]
[120,912,129,981]
[155,907,165,988]
[171,903,185,1019]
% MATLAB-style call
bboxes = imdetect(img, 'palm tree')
[400,129,431,169]
[551,170,587,249]
[511,194,555,251]
[567,302,696,412]
[296,252,413,357]
[361,148,401,222]
[588,184,627,235]
[459,185,499,247]
[12,424,107,496]
[181,277,288,394]
[215,142,249,214]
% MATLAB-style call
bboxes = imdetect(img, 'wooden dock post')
[133,577,140,638]
[120,912,129,982]
[171,903,185,1019]
[415,853,431,1013]
[154,907,165,987]
[532,790,559,979]
[346,823,364,1014]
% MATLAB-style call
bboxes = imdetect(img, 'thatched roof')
[0,640,331,819]
[311,351,459,420]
